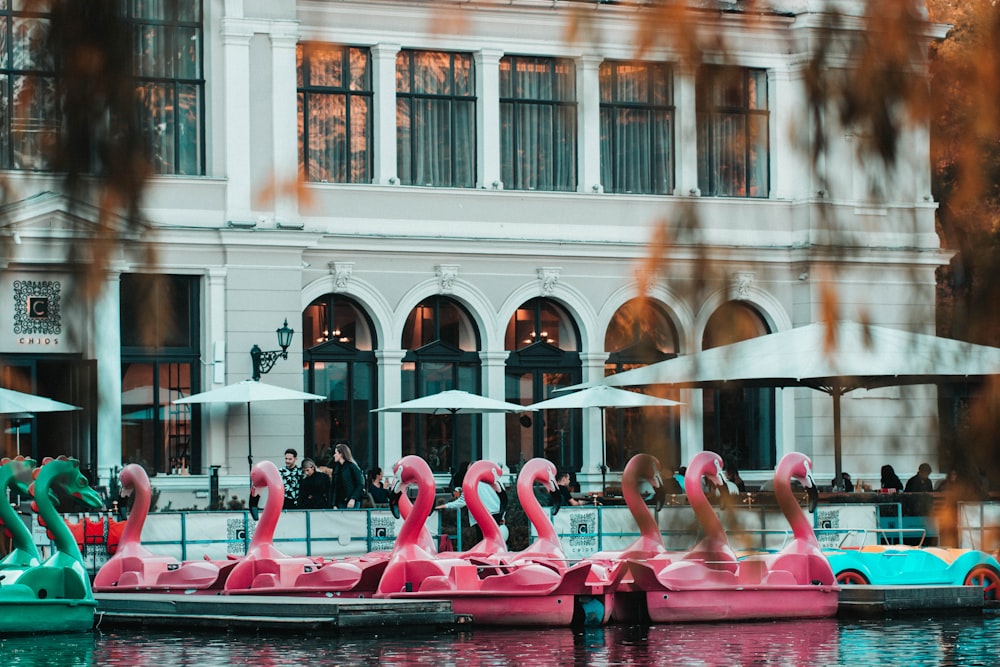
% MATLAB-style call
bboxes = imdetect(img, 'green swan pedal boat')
[0,456,104,634]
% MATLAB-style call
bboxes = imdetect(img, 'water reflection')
[1,616,998,666]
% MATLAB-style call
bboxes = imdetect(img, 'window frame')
[126,0,206,176]
[696,65,770,198]
[297,42,373,184]
[0,1,206,174]
[499,54,578,192]
[120,274,202,475]
[599,60,675,195]
[395,49,476,188]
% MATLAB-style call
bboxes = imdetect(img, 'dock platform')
[94,594,458,633]
[92,586,988,631]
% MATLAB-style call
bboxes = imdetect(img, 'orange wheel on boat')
[963,565,1000,601]
[835,570,869,586]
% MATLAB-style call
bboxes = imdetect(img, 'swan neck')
[520,468,557,543]
[121,482,150,544]
[249,476,280,551]
[398,472,435,545]
[775,473,811,541]
[688,470,725,542]
[623,469,657,536]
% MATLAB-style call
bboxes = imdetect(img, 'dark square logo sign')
[28,296,48,319]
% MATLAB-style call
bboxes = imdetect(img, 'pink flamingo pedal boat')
[572,453,673,622]
[628,451,839,622]
[222,460,385,596]
[377,456,601,626]
[505,457,625,624]
[93,464,233,592]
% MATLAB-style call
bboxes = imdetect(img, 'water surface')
[3,615,997,666]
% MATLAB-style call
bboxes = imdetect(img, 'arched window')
[303,295,378,471]
[505,298,582,472]
[604,299,681,471]
[401,296,481,473]
[702,302,775,470]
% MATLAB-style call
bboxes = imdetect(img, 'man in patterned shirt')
[280,448,303,509]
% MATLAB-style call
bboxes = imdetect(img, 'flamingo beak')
[654,484,667,513]
[803,463,818,513]
[388,490,402,520]
[708,459,725,488]
[493,467,505,493]
[806,485,819,513]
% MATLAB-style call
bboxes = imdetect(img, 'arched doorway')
[302,294,378,471]
[504,298,582,472]
[400,296,482,474]
[604,298,681,471]
[702,302,776,470]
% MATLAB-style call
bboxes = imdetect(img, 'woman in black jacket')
[331,442,365,509]
[298,459,331,509]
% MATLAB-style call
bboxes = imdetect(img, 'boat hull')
[0,595,96,634]
[645,586,839,623]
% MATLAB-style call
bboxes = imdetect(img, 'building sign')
[12,280,61,344]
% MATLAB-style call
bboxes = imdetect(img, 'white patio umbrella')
[373,389,534,470]
[0,387,81,456]
[174,379,325,465]
[528,385,683,484]
[0,387,81,415]
[373,389,534,416]
[582,320,1000,479]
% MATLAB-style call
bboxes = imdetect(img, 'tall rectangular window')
[120,274,201,475]
[500,55,576,192]
[297,43,372,183]
[396,50,475,188]
[128,0,204,175]
[0,4,56,169]
[0,1,204,174]
[696,66,769,198]
[600,60,674,195]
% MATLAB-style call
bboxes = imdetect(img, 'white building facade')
[0,1,948,500]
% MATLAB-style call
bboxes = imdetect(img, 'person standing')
[331,442,365,509]
[298,458,330,509]
[280,448,302,510]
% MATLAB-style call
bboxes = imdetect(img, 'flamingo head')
[118,463,148,500]
[778,452,818,513]
[623,453,663,489]
[536,459,557,494]
[685,451,731,505]
[387,459,406,520]
[640,457,667,511]
[248,460,282,520]
[687,451,725,489]
[466,460,504,494]
[388,455,432,519]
